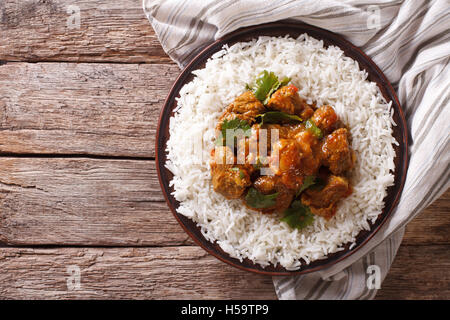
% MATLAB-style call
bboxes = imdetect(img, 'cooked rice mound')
[165,35,396,270]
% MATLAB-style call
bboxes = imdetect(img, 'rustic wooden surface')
[0,0,448,300]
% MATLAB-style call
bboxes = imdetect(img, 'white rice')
[165,34,396,270]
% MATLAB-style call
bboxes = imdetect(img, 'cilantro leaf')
[264,76,292,104]
[295,175,317,197]
[216,118,251,146]
[245,187,278,209]
[247,70,291,105]
[222,118,251,137]
[281,201,315,230]
[257,111,302,125]
[253,70,279,102]
[279,76,291,87]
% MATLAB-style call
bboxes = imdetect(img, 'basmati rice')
[165,35,396,270]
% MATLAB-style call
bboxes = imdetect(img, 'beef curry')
[210,71,355,229]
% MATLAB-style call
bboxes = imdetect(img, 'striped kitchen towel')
[143,0,450,299]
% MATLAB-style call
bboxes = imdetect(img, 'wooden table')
[0,0,448,300]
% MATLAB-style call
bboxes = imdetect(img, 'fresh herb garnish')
[305,119,323,139]
[216,118,251,146]
[245,187,278,209]
[279,77,291,87]
[247,70,291,105]
[257,111,302,125]
[264,76,291,105]
[295,176,328,197]
[281,200,315,230]
[295,175,317,197]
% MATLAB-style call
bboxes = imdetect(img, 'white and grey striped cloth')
[143,0,450,299]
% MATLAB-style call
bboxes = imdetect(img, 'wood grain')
[0,156,447,299]
[0,244,447,299]
[0,0,172,63]
[0,246,277,299]
[0,0,448,299]
[375,244,450,300]
[402,190,450,246]
[0,62,179,157]
[0,157,195,246]
[1,157,447,247]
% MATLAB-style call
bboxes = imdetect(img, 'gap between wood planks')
[0,60,176,65]
[0,153,155,161]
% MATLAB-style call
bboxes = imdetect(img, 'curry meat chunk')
[262,123,297,139]
[217,91,265,131]
[244,123,303,173]
[311,105,338,134]
[292,129,321,176]
[320,128,355,175]
[253,175,295,213]
[210,84,356,220]
[267,85,314,119]
[238,124,271,167]
[260,125,322,193]
[303,175,350,208]
[269,138,305,191]
[267,126,322,189]
[301,175,351,220]
[210,146,252,199]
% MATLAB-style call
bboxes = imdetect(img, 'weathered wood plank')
[0,246,277,299]
[375,244,450,300]
[0,0,172,63]
[402,189,450,246]
[0,62,179,157]
[0,155,446,299]
[0,157,193,246]
[0,245,447,299]
[0,157,448,246]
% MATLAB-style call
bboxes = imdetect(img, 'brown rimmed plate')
[156,22,408,276]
